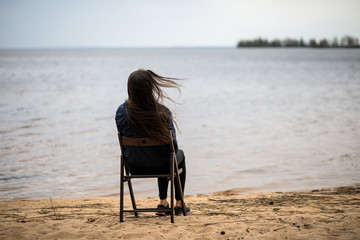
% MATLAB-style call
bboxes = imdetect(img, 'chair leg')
[125,164,138,218]
[127,179,138,218]
[174,160,186,216]
[170,154,175,223]
[120,156,125,222]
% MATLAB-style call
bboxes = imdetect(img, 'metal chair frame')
[118,131,186,223]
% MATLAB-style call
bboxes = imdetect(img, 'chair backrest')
[118,130,176,154]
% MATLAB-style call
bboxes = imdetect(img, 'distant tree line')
[237,35,359,48]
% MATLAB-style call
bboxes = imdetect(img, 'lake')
[0,48,359,200]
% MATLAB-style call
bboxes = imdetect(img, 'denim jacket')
[115,102,178,167]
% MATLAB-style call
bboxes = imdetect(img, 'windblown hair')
[125,69,181,143]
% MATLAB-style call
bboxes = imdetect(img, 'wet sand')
[0,185,359,239]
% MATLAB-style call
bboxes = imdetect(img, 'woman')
[115,69,191,216]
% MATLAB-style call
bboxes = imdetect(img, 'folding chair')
[118,130,186,223]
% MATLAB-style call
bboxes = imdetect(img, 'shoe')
[155,204,170,216]
[174,205,191,216]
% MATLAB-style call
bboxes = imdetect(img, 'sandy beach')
[0,185,359,240]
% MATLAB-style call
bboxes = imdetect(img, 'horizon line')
[0,45,237,51]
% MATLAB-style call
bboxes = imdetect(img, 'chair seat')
[124,174,171,178]
[124,168,183,179]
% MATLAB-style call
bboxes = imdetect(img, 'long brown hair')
[125,69,181,142]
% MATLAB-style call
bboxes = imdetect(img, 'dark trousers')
[128,149,186,201]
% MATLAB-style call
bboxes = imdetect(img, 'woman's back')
[115,101,178,167]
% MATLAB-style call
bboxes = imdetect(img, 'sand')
[0,185,359,240]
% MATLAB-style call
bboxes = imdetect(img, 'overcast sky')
[0,0,359,49]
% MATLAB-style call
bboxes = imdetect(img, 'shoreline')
[1,185,359,239]
[4,180,358,202]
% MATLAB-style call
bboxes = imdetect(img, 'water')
[0,48,359,200]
